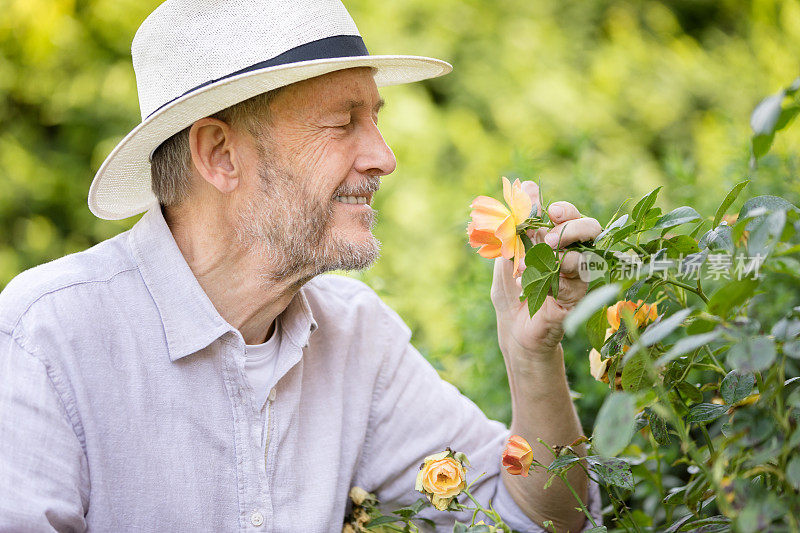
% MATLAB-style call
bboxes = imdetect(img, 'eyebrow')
[334,98,386,114]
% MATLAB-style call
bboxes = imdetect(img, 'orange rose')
[467,176,533,276]
[606,300,658,332]
[501,435,534,477]
[415,450,467,511]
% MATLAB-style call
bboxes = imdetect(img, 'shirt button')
[250,510,264,527]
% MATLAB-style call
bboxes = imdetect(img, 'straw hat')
[88,0,451,220]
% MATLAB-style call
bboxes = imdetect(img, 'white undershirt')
[244,318,281,413]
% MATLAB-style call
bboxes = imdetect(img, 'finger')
[522,181,541,216]
[548,201,581,223]
[544,217,602,248]
[557,251,583,279]
[525,226,548,245]
[490,257,522,312]
[555,276,589,308]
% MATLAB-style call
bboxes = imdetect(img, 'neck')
[163,204,313,345]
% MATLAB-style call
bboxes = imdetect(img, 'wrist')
[503,342,565,377]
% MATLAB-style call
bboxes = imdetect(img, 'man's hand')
[491,181,602,531]
[491,181,602,364]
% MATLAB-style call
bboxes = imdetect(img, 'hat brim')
[88,54,451,220]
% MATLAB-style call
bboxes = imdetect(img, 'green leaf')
[686,403,729,424]
[621,354,649,392]
[775,102,800,131]
[593,392,636,456]
[453,522,469,533]
[465,526,492,533]
[365,515,404,528]
[663,235,699,257]
[633,412,649,433]
[625,308,693,363]
[641,308,693,346]
[713,180,750,227]
[525,274,555,317]
[547,453,581,474]
[727,336,777,372]
[550,271,560,300]
[525,242,557,273]
[521,268,551,298]
[587,306,609,351]
[653,206,702,231]
[564,283,620,336]
[738,195,798,226]
[677,516,731,532]
[720,370,755,405]
[785,340,800,360]
[751,92,785,136]
[707,278,759,317]
[698,225,734,254]
[675,381,704,404]
[632,187,662,223]
[609,224,638,245]
[752,132,774,160]
[747,209,787,258]
[585,527,608,533]
[655,331,720,366]
[625,278,647,301]
[787,457,800,490]
[521,244,559,317]
[585,455,634,490]
[594,214,629,245]
[647,409,671,445]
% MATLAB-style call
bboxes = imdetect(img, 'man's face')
[231,67,396,281]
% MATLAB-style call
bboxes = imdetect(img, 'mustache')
[333,177,381,197]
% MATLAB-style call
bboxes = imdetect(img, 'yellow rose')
[348,486,370,506]
[415,450,468,511]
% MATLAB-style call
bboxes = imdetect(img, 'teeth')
[335,195,368,205]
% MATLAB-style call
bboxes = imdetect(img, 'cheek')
[285,128,354,176]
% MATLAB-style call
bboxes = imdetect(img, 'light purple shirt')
[0,205,601,532]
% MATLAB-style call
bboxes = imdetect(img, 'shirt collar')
[129,205,318,362]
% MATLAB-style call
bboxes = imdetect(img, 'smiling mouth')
[334,194,372,205]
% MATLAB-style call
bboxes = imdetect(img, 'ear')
[188,118,242,194]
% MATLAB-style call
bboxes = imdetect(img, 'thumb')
[491,257,522,313]
[521,181,541,216]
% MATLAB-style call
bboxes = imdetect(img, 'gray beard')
[231,157,381,284]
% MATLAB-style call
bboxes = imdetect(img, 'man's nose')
[354,121,397,177]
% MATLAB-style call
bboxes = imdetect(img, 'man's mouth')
[334,194,372,205]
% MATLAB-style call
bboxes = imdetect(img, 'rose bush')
[345,77,800,533]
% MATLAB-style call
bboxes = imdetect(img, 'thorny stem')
[612,485,643,533]
[702,345,726,374]
[620,239,648,255]
[558,473,598,528]
[662,278,710,303]
[466,471,486,491]
[460,489,497,524]
[699,425,716,456]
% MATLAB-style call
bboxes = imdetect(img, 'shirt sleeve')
[0,329,89,532]
[355,307,603,532]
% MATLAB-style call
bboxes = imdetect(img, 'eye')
[335,119,354,130]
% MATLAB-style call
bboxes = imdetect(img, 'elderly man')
[0,1,603,532]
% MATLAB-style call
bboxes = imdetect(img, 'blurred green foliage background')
[1,0,799,430]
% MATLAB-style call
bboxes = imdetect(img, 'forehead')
[270,67,382,117]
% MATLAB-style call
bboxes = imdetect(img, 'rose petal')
[469,196,510,230]
[496,216,517,259]
[508,178,533,225]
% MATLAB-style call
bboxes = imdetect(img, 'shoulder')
[0,231,137,333]
[304,274,380,306]
[303,274,411,339]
